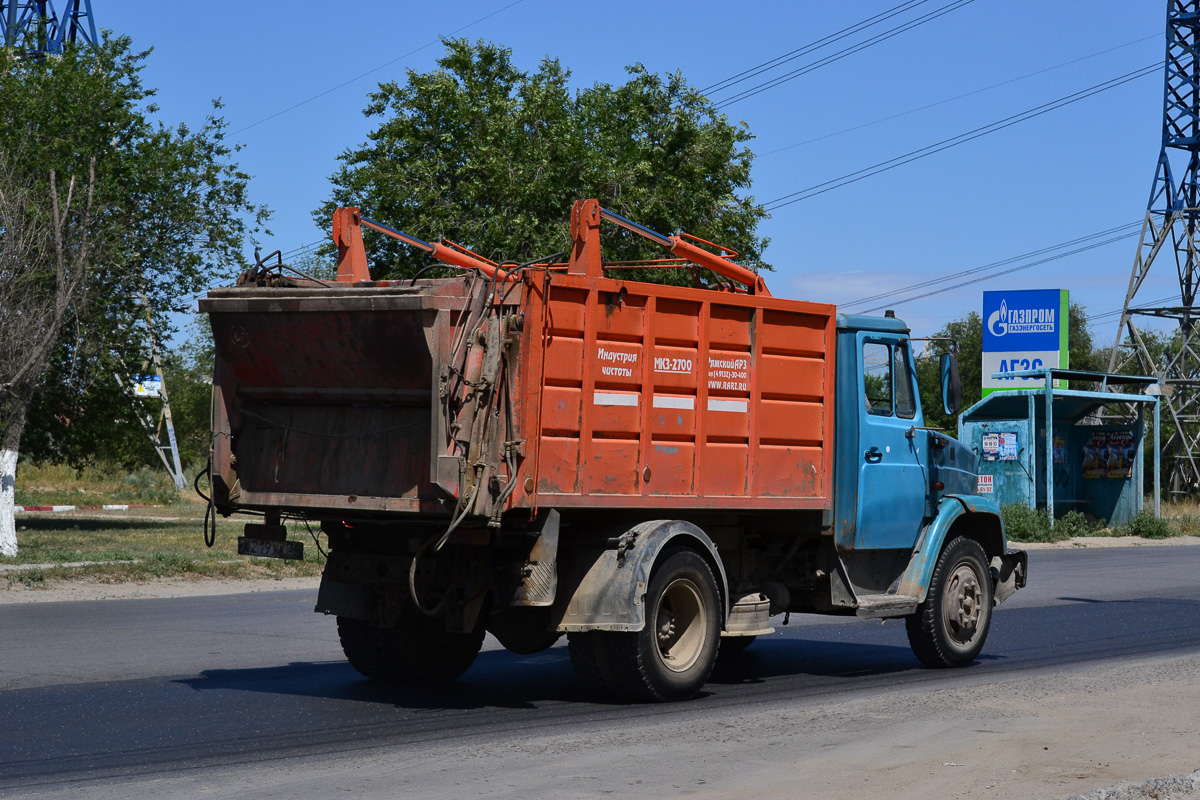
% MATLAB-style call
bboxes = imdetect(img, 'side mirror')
[940,352,962,417]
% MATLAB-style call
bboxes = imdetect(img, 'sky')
[97,0,1172,346]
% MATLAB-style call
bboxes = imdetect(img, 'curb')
[16,504,158,512]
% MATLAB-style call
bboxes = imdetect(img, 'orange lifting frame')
[335,201,768,294]
[333,206,506,282]
[569,199,770,296]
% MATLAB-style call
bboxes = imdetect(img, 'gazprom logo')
[987,299,1008,337]
[987,299,1055,337]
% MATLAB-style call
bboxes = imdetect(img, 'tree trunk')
[0,405,25,557]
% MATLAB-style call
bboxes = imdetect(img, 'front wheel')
[606,548,721,702]
[906,536,993,668]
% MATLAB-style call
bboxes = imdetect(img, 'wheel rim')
[653,577,708,673]
[941,561,984,646]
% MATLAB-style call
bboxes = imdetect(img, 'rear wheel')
[906,536,993,668]
[606,548,721,702]
[489,608,562,655]
[336,616,387,681]
[568,631,619,696]
[376,610,485,684]
[719,635,756,657]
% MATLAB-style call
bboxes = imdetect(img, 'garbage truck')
[199,199,1027,702]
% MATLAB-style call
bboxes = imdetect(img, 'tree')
[0,154,99,554]
[914,311,983,432]
[317,38,768,281]
[0,35,267,554]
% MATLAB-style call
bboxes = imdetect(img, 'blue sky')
[101,1,1169,344]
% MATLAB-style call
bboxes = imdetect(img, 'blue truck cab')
[830,313,1027,667]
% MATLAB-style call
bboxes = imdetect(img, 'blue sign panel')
[981,289,1068,395]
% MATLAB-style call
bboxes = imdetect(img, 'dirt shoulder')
[1019,534,1200,549]
[0,575,321,604]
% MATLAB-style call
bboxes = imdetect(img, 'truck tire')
[375,611,486,684]
[567,632,619,696]
[719,635,756,657]
[606,547,721,702]
[905,536,993,668]
[336,616,388,681]
[489,608,562,655]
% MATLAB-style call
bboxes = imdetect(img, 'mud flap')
[994,548,1028,605]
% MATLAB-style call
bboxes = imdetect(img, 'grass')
[14,462,185,507]
[6,461,323,587]
[2,514,324,588]
[1002,500,1190,543]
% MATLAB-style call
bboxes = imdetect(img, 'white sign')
[977,474,993,494]
[134,375,162,398]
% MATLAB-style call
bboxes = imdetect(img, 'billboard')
[981,289,1068,396]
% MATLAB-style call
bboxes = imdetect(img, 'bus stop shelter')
[958,369,1160,526]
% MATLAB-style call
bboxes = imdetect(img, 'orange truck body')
[203,201,834,521]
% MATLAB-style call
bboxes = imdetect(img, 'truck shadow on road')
[178,637,935,710]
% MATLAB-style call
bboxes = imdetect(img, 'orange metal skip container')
[204,201,836,520]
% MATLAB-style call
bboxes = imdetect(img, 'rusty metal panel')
[207,283,474,518]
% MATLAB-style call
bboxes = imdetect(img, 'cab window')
[863,342,892,416]
[893,345,916,419]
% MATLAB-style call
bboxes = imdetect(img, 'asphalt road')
[2,545,1199,799]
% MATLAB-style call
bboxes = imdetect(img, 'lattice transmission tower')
[1109,0,1200,497]
[1,1,96,54]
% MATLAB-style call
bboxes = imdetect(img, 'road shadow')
[179,635,934,709]
[179,648,590,711]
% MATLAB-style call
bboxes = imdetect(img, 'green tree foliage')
[915,311,983,431]
[318,38,767,281]
[1,34,267,468]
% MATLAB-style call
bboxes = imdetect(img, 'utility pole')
[1109,0,1200,498]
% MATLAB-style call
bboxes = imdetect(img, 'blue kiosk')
[958,369,1161,527]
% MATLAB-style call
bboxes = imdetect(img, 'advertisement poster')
[1053,436,1066,464]
[1105,431,1135,479]
[998,432,1019,461]
[982,433,999,461]
[1082,430,1136,479]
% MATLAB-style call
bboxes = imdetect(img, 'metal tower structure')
[1,0,97,53]
[1109,0,1200,496]
[117,299,186,490]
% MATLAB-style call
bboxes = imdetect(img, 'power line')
[757,33,1159,158]
[1088,295,1178,323]
[843,221,1141,308]
[762,63,1160,212]
[714,0,978,108]
[281,239,324,259]
[856,230,1140,314]
[230,0,527,137]
[699,0,932,96]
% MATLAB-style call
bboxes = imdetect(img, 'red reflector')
[934,482,945,491]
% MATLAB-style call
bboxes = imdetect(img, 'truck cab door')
[854,335,929,550]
